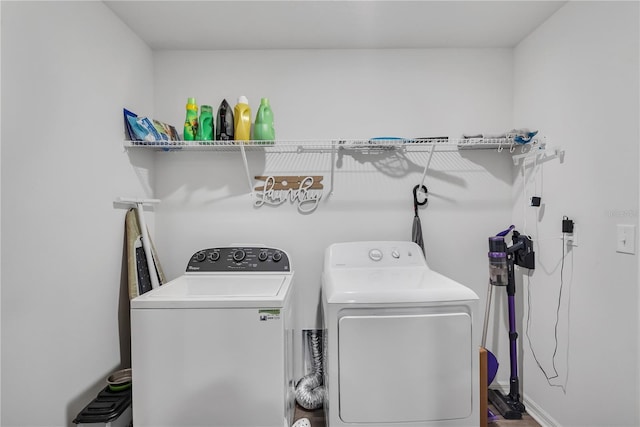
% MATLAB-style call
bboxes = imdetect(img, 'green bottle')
[183,97,198,141]
[253,98,275,142]
[198,105,214,142]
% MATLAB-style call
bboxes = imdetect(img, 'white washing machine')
[131,246,295,427]
[322,241,480,427]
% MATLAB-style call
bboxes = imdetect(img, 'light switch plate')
[616,224,636,254]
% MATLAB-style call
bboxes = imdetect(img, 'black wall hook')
[413,184,428,214]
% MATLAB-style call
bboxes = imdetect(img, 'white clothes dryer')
[131,246,295,427]
[322,241,479,427]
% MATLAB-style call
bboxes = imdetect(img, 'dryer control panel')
[186,247,291,273]
[326,241,426,269]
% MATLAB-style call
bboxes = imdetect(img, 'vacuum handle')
[495,225,515,237]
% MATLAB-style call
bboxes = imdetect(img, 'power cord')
[525,234,571,394]
[520,143,570,393]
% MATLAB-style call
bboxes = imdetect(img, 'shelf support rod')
[239,145,254,193]
[330,140,336,195]
[419,144,435,189]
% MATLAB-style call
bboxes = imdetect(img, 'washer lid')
[131,274,293,309]
[323,267,478,304]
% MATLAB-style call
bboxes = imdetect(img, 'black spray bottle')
[216,99,234,141]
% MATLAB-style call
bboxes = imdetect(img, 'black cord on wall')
[525,234,569,394]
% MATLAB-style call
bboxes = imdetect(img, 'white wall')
[6,3,637,427]
[512,2,639,426]
[0,2,4,421]
[1,2,154,426]
[152,49,516,376]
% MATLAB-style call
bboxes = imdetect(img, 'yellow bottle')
[233,96,252,143]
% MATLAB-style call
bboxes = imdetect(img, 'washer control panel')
[186,247,290,273]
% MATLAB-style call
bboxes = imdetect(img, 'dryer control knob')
[392,250,400,259]
[272,251,282,262]
[232,249,246,262]
[193,251,206,262]
[369,249,383,261]
[208,251,220,262]
[258,250,269,261]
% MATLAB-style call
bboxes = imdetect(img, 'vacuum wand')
[486,228,534,420]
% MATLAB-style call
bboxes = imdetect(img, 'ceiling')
[104,1,567,50]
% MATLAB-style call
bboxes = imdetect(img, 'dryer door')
[338,312,472,423]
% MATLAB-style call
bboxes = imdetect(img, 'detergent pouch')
[124,108,163,142]
[152,119,179,141]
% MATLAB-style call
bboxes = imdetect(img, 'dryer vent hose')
[295,330,325,410]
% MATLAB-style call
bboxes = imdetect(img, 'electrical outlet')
[565,225,578,247]
[617,224,636,254]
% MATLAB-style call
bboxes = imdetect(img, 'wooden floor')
[488,403,541,427]
[293,403,541,427]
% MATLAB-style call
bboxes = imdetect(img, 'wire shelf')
[123,137,542,153]
[122,136,554,195]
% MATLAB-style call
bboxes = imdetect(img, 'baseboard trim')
[493,381,561,427]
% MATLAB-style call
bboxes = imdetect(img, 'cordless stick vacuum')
[487,226,535,419]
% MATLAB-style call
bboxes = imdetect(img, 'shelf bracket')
[329,140,336,195]
[418,144,436,189]
[239,145,254,194]
[512,137,563,166]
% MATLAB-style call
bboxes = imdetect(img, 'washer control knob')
[369,249,383,261]
[232,249,246,262]
[193,251,206,262]
[258,250,269,261]
[392,250,400,259]
[208,251,220,262]
[272,251,283,262]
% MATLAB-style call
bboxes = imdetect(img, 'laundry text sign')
[254,175,323,213]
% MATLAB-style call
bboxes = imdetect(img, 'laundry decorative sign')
[254,175,324,213]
